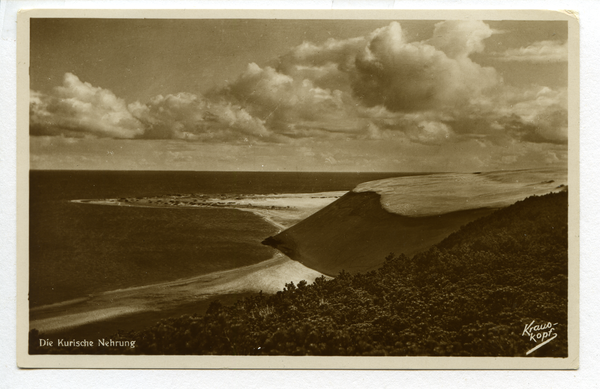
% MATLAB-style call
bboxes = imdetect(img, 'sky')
[29,18,569,172]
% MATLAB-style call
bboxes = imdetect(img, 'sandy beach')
[72,191,345,231]
[30,253,329,337]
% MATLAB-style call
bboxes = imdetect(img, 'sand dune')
[263,192,496,276]
[264,168,567,276]
[354,167,567,217]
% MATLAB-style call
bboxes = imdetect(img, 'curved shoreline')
[32,192,342,335]
[71,191,344,230]
[31,253,330,335]
[72,199,288,231]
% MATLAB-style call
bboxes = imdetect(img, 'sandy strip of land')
[72,191,345,230]
[30,253,330,335]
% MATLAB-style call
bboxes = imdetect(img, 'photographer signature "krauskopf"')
[522,320,559,355]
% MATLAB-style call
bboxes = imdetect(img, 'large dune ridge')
[355,167,567,216]
[263,168,567,276]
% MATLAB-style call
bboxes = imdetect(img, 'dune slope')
[263,191,495,275]
[263,168,567,276]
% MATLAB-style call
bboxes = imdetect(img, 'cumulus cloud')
[273,36,366,94]
[444,85,568,145]
[31,73,277,143]
[352,21,500,112]
[219,62,363,137]
[30,21,568,150]
[428,20,494,58]
[128,92,276,142]
[218,20,507,141]
[490,40,567,62]
[506,87,568,144]
[406,121,453,145]
[30,73,144,138]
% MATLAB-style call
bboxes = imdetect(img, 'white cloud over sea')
[29,21,569,170]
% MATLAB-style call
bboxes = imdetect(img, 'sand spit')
[30,253,329,335]
[72,191,345,230]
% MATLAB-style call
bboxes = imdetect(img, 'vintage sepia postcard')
[17,9,579,369]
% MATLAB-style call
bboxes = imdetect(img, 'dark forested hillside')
[30,191,569,357]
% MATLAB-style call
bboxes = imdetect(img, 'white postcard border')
[15,7,580,370]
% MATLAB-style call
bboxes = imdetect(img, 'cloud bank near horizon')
[489,40,568,63]
[30,21,568,150]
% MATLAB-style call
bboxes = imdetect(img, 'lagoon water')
[29,170,411,336]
